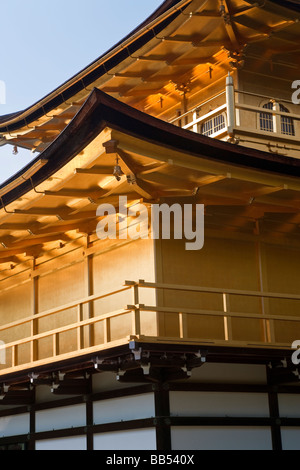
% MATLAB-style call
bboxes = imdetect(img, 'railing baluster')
[132,308,141,337]
[104,318,111,344]
[77,303,83,350]
[223,293,232,341]
[179,312,188,339]
[12,345,17,367]
[131,284,141,337]
[53,333,59,357]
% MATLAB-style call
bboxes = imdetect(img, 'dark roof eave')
[1,0,300,134]
[0,88,299,209]
[268,0,300,12]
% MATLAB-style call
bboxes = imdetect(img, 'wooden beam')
[232,4,260,18]
[74,167,113,176]
[14,207,71,217]
[43,188,107,201]
[116,149,142,175]
[242,185,286,199]
[131,177,155,200]
[192,10,223,18]
[0,234,71,253]
[170,56,219,66]
[222,0,242,52]
[0,223,42,232]
[140,172,198,191]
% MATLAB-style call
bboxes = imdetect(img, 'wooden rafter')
[222,0,242,52]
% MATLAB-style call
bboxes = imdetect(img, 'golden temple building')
[0,0,299,450]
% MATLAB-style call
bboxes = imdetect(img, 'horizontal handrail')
[169,85,300,137]
[169,91,226,124]
[0,308,131,351]
[132,280,300,301]
[182,104,227,130]
[235,89,295,105]
[131,304,300,323]
[0,279,299,375]
[0,286,131,333]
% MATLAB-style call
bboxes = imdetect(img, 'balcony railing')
[0,280,299,377]
[170,74,300,149]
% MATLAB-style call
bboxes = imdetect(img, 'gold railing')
[0,280,300,376]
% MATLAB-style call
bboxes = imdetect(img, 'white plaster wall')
[35,436,86,450]
[36,404,86,433]
[0,413,29,437]
[278,394,300,418]
[281,427,300,450]
[171,426,272,450]
[94,428,156,450]
[170,391,269,417]
[93,394,155,425]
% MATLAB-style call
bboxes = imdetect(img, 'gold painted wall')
[0,237,156,366]
[155,234,300,345]
[38,261,86,358]
[262,242,300,344]
[0,282,32,367]
[92,239,157,342]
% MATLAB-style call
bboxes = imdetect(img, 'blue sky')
[0,0,162,184]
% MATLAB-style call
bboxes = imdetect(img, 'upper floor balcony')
[170,75,300,159]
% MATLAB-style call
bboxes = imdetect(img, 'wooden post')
[192,110,198,133]
[179,312,188,339]
[226,72,235,136]
[103,318,111,344]
[30,264,39,363]
[255,224,275,343]
[11,345,17,367]
[132,284,141,337]
[223,293,233,341]
[53,334,59,357]
[84,237,94,348]
[77,303,83,350]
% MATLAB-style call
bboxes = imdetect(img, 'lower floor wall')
[0,362,300,450]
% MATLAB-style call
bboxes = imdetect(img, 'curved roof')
[0,0,187,130]
[1,87,299,204]
[0,0,299,154]
[0,87,298,266]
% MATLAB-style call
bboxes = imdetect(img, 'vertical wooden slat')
[30,276,39,363]
[223,293,233,341]
[192,110,199,133]
[77,303,83,350]
[85,250,94,348]
[255,227,275,343]
[179,312,188,339]
[132,284,141,336]
[53,334,59,357]
[132,308,141,336]
[11,345,17,367]
[104,318,111,344]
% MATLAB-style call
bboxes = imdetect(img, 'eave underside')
[0,89,299,271]
[0,0,299,153]
[0,340,299,407]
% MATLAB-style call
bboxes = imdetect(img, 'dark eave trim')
[0,88,299,210]
[1,0,300,134]
[268,0,300,12]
